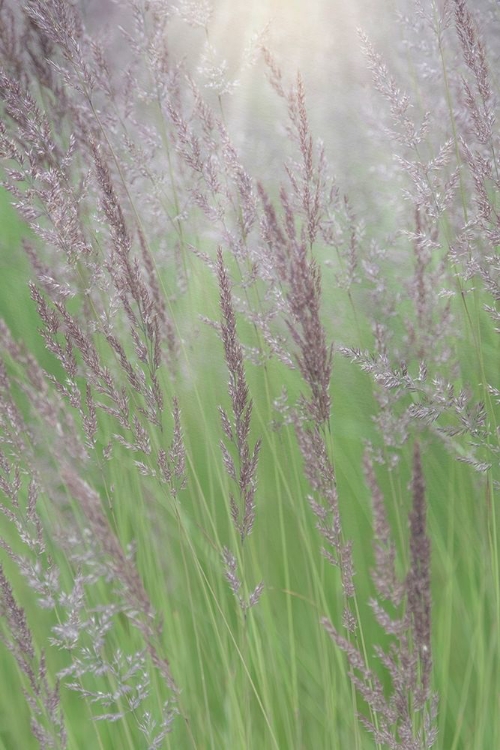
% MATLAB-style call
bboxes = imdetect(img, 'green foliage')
[0,1,499,749]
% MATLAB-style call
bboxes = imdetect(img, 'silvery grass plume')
[340,1,500,485]
[0,564,67,749]
[0,0,273,739]
[258,181,333,427]
[322,443,437,750]
[216,247,264,611]
[0,313,181,741]
[0,0,188,742]
[216,247,261,545]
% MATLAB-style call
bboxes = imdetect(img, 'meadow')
[0,1,499,748]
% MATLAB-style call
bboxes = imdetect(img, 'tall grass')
[0,1,499,748]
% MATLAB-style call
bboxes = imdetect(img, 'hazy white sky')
[77,0,422,184]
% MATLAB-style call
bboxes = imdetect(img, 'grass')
[0,1,499,748]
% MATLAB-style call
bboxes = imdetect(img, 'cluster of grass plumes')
[0,0,499,748]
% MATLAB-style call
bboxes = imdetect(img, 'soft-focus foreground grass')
[0,183,498,750]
